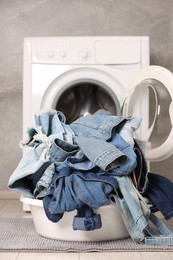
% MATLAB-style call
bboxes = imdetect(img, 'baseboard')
[0,190,20,199]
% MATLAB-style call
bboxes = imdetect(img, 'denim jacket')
[70,109,126,140]
[70,109,138,174]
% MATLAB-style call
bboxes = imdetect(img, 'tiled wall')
[1,0,173,189]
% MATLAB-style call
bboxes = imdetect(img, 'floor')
[0,197,173,260]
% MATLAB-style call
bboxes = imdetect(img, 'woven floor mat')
[0,217,173,252]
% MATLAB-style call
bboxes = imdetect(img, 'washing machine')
[23,36,173,162]
[21,36,173,241]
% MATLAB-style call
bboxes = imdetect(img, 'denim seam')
[73,181,90,206]
[94,148,123,166]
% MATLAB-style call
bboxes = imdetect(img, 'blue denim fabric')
[113,176,150,242]
[8,145,50,198]
[133,141,148,194]
[74,136,127,171]
[119,116,142,147]
[8,109,138,197]
[69,109,137,174]
[109,132,137,175]
[43,163,118,223]
[20,109,73,146]
[66,150,95,170]
[73,204,102,231]
[70,109,126,140]
[49,138,79,162]
[8,110,75,197]
[144,172,173,220]
[144,213,173,246]
[113,175,173,245]
[34,163,55,199]
[66,134,137,175]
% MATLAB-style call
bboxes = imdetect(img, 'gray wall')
[1,0,173,190]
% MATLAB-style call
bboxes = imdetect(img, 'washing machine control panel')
[28,37,144,65]
[32,42,95,64]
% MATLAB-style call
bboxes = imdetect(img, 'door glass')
[126,79,172,148]
[55,82,118,123]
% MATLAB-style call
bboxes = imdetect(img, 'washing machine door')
[123,65,173,162]
[41,67,125,123]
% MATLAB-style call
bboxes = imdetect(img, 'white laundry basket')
[21,196,129,241]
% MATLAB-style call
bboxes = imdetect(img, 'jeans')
[133,141,148,194]
[113,176,150,242]
[34,163,55,199]
[113,175,173,245]
[73,204,102,231]
[8,145,50,198]
[8,110,75,197]
[144,172,173,220]
[144,213,173,246]
[43,163,118,227]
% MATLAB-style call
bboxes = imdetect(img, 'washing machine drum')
[55,82,117,123]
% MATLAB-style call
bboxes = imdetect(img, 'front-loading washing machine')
[23,36,173,162]
[24,36,149,142]
[21,36,173,241]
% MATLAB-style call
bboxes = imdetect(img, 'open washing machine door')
[123,65,173,162]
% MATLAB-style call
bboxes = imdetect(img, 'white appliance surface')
[23,36,149,139]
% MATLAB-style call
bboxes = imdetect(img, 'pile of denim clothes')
[8,109,173,245]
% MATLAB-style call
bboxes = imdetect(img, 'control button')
[78,48,92,61]
[60,50,66,58]
[81,50,88,59]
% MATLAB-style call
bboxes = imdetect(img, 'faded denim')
[113,176,150,242]
[70,109,126,140]
[119,116,142,147]
[73,204,102,231]
[21,109,74,146]
[109,132,137,175]
[43,163,118,223]
[133,141,148,194]
[8,110,75,197]
[74,135,127,171]
[144,172,173,220]
[113,175,173,245]
[34,163,56,199]
[69,109,137,174]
